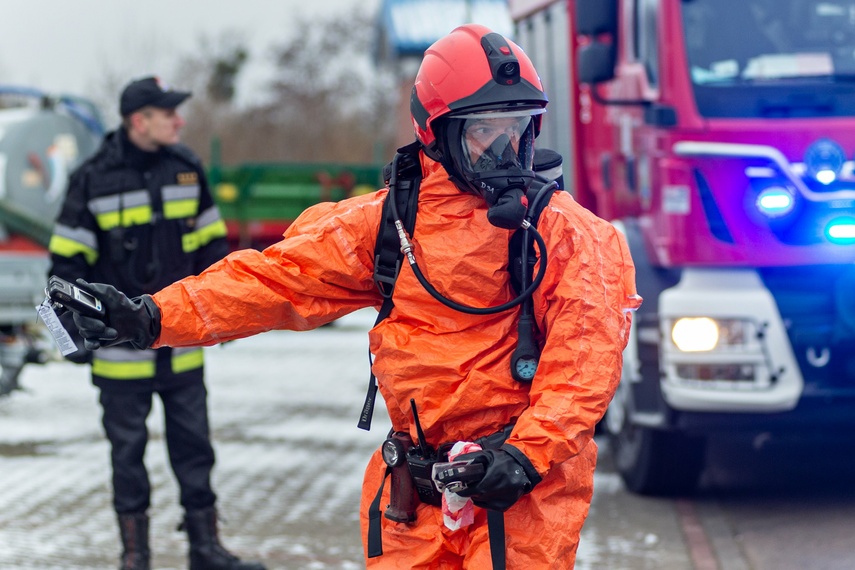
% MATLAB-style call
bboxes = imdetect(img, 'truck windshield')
[681,0,855,117]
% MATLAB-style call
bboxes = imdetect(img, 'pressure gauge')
[514,356,539,382]
[511,313,540,383]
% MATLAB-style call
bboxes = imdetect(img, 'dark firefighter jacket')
[48,128,228,389]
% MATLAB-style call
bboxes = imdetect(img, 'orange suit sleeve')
[151,191,387,348]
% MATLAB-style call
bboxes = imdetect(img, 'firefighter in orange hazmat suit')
[68,24,640,569]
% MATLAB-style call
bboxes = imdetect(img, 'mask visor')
[458,110,538,173]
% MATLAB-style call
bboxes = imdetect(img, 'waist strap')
[366,422,514,567]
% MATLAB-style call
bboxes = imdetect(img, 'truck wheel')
[610,421,706,496]
[606,384,706,495]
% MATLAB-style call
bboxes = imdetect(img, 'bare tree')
[88,29,189,130]
[173,31,252,161]
[179,7,397,165]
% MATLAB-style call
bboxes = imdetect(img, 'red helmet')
[411,24,548,154]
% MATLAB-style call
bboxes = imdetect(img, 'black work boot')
[183,507,266,570]
[117,512,150,570]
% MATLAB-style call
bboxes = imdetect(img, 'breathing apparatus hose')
[388,154,548,316]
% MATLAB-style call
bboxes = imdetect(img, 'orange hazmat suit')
[151,153,640,568]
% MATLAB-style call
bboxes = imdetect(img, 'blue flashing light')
[804,138,846,183]
[755,187,794,217]
[826,219,855,242]
[815,169,837,185]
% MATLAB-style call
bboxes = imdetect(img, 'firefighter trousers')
[99,377,217,514]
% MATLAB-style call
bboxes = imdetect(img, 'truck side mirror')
[577,43,616,84]
[575,0,618,85]
[576,0,617,36]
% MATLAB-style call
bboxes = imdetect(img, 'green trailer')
[209,153,384,251]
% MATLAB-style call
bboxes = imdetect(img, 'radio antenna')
[410,398,429,456]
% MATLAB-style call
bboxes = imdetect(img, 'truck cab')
[511,0,855,494]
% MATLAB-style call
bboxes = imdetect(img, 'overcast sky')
[0,0,379,105]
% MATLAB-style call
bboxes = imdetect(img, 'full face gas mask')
[437,108,542,229]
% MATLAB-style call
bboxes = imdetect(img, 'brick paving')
[0,310,386,570]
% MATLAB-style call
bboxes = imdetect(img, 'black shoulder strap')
[372,141,422,303]
[509,177,560,295]
[358,141,422,431]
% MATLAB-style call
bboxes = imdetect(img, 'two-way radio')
[405,399,443,506]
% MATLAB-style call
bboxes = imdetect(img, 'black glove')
[455,444,542,511]
[58,310,92,364]
[72,280,161,351]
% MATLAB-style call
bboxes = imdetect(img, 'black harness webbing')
[359,168,558,431]
[367,466,392,558]
[360,143,560,567]
[358,142,422,432]
[488,510,507,569]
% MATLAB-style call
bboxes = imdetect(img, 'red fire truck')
[510,0,855,494]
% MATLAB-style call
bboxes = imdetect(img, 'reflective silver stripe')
[51,223,98,250]
[196,205,223,227]
[121,190,151,209]
[96,347,157,362]
[89,190,150,214]
[162,184,200,201]
[88,195,121,215]
[172,347,199,356]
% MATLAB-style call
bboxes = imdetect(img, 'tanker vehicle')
[0,86,102,395]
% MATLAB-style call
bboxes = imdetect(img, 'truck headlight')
[670,317,749,352]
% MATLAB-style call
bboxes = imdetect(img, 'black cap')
[120,76,191,116]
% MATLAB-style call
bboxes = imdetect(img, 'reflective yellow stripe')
[164,199,198,219]
[48,234,99,265]
[172,349,204,374]
[181,219,227,253]
[92,359,156,379]
[96,212,121,230]
[182,232,200,253]
[122,205,152,225]
[198,219,228,244]
[95,206,153,229]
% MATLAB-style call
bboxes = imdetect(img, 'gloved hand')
[454,444,542,511]
[72,280,161,351]
[58,310,92,364]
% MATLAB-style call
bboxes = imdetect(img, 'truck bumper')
[658,268,804,413]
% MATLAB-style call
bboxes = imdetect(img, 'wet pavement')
[7,306,855,570]
[0,309,386,570]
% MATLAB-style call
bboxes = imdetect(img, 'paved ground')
[15,307,855,570]
[0,309,386,570]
